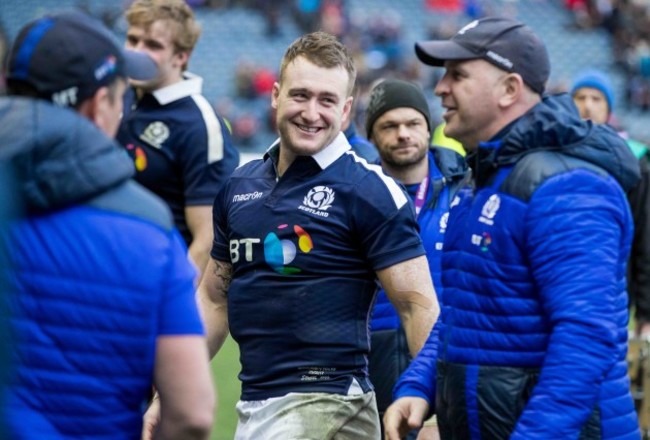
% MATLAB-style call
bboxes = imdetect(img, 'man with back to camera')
[384,16,641,439]
[118,0,240,279]
[0,11,214,439]
[364,78,470,438]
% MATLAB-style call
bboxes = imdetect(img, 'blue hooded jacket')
[0,97,203,439]
[395,94,640,439]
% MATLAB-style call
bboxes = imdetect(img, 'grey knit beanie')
[365,79,432,139]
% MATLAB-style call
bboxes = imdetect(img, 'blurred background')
[1,0,650,155]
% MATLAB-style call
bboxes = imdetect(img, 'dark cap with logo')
[415,16,550,94]
[5,11,156,107]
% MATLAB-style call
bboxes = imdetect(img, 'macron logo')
[233,191,264,203]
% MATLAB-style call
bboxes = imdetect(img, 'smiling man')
[143,31,439,440]
[384,16,641,440]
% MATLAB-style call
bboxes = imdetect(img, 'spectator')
[146,30,439,439]
[0,11,214,439]
[117,0,240,279]
[385,16,641,439]
[365,79,470,438]
[571,68,650,336]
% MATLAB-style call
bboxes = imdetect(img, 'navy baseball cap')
[415,17,550,94]
[6,11,156,107]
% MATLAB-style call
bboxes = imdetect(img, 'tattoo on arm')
[212,260,232,298]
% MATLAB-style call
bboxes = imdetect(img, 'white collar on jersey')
[152,72,203,105]
[265,131,352,170]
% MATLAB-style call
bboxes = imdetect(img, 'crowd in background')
[565,0,650,111]
[2,0,650,145]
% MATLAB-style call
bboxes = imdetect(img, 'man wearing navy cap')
[385,16,641,439]
[0,11,214,439]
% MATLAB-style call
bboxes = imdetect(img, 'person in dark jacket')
[384,16,641,440]
[364,79,470,438]
[0,11,214,439]
[571,69,650,337]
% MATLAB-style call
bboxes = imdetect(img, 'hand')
[383,397,429,440]
[141,395,161,440]
[416,424,440,440]
[637,321,650,338]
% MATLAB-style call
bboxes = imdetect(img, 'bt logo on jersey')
[229,224,314,274]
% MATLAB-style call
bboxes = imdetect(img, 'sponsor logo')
[263,224,313,274]
[94,55,117,81]
[52,86,79,107]
[125,144,148,171]
[230,224,314,275]
[471,232,492,252]
[233,191,264,203]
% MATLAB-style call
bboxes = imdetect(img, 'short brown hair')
[125,0,201,64]
[279,31,356,96]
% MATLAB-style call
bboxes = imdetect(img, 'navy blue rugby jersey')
[211,132,425,400]
[117,73,240,245]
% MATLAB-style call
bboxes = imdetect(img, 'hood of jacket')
[474,93,640,192]
[0,97,134,213]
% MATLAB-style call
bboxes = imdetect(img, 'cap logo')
[52,86,79,107]
[485,50,513,70]
[95,55,117,82]
[368,85,386,113]
[457,20,479,35]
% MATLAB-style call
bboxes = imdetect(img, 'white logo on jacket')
[479,194,500,226]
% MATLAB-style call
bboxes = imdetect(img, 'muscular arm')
[186,205,213,281]
[196,258,232,359]
[377,255,439,357]
[154,335,215,440]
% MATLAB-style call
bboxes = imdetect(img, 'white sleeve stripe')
[191,94,224,163]
[347,151,408,209]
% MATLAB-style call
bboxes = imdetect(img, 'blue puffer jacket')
[0,98,202,439]
[395,94,641,439]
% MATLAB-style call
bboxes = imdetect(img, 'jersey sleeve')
[352,173,425,271]
[180,108,239,206]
